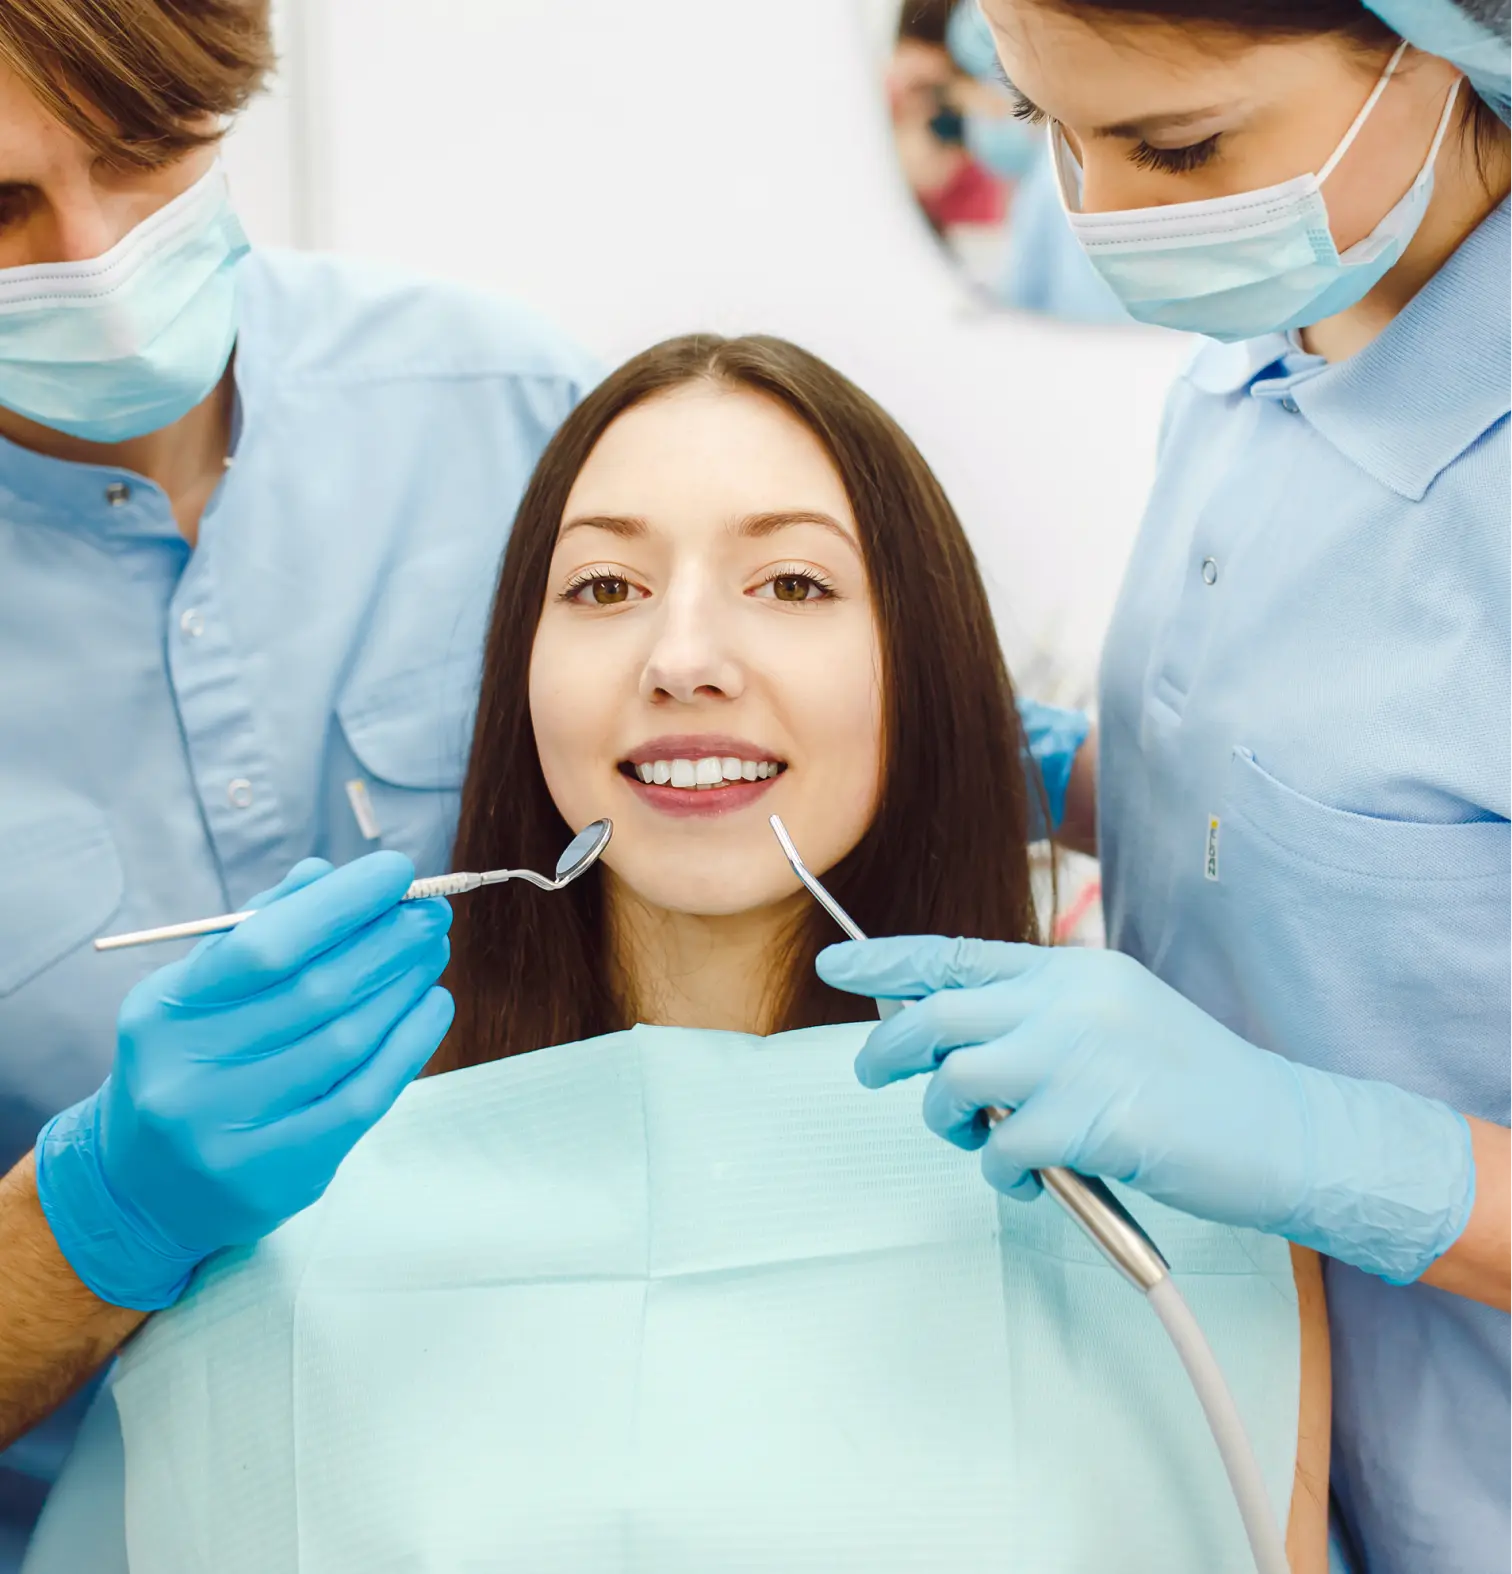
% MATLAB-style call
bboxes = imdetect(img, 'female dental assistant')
[0,1,593,1560]
[823,4,1510,1572]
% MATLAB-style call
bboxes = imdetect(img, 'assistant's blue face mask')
[1053,42,1463,342]
[0,163,248,442]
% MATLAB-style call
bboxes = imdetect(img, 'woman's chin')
[605,860,804,922]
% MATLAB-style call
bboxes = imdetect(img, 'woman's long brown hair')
[440,334,1042,1071]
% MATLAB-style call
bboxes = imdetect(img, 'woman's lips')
[618,765,782,818]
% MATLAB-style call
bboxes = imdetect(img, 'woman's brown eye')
[591,578,629,604]
[772,575,813,602]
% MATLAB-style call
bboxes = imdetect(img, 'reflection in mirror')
[883,0,1134,324]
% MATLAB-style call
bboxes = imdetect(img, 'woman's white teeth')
[634,756,781,788]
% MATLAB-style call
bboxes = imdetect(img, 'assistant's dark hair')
[438,334,1042,1072]
[1043,0,1506,185]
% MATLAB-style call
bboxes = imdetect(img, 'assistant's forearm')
[1057,727,1098,858]
[0,1153,144,1448]
[1421,1116,1510,1311]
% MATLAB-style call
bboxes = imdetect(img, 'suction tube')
[1146,1275,1291,1574]
[766,815,1292,1573]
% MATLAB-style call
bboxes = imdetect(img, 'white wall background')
[223,0,1190,704]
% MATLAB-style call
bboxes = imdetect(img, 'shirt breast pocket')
[0,789,124,997]
[1215,747,1509,1121]
[332,662,477,879]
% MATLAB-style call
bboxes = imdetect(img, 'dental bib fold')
[113,1022,1301,1573]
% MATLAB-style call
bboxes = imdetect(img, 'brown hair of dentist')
[440,334,1044,1070]
[0,1,272,168]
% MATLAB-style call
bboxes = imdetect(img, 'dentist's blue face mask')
[0,163,248,442]
[1053,42,1463,342]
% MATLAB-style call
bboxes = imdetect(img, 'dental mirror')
[93,819,615,952]
[553,818,614,885]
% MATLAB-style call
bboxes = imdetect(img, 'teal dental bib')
[110,1022,1301,1572]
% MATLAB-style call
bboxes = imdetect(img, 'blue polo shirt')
[1098,198,1510,1574]
[0,247,596,1563]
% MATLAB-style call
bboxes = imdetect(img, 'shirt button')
[1201,557,1219,586]
[227,778,254,809]
[179,608,205,638]
[1279,397,1299,414]
[104,481,131,506]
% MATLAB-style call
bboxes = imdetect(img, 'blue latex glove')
[36,853,453,1310]
[1016,699,1091,835]
[820,936,1476,1285]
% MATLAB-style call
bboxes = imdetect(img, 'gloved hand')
[1016,699,1090,834]
[819,935,1476,1285]
[36,853,453,1310]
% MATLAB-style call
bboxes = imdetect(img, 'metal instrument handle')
[779,818,1168,1293]
[95,872,485,952]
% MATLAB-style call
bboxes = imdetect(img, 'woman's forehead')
[560,384,858,542]
[979,0,1278,125]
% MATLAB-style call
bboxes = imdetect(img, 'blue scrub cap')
[945,2,1001,81]
[1366,0,1510,121]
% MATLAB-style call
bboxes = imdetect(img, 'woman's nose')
[638,590,745,705]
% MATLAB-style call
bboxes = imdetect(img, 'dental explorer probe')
[769,814,1289,1574]
[94,819,614,952]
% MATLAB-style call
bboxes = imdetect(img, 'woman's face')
[978,2,1462,251]
[530,384,884,917]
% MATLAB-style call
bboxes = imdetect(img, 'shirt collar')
[1185,197,1511,502]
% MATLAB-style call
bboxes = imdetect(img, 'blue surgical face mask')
[0,163,249,442]
[1053,42,1463,342]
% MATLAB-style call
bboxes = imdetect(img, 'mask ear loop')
[1048,119,1083,213]
[1317,38,1411,183]
[1417,73,1466,175]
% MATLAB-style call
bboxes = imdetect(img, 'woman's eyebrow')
[736,510,854,544]
[1092,105,1231,139]
[998,70,1229,139]
[558,514,647,540]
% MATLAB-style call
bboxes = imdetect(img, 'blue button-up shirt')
[0,247,595,1559]
[1099,199,1510,1574]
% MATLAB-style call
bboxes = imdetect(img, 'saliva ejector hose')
[769,815,1290,1574]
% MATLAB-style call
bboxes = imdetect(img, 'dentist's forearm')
[1421,1117,1510,1311]
[0,1153,144,1448]
[1058,727,1098,858]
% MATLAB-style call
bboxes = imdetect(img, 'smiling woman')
[441,333,1044,1066]
[38,333,1332,1574]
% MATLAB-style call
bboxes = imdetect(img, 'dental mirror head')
[92,818,616,952]
[553,817,613,886]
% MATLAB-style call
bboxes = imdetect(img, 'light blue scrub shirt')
[0,248,596,1564]
[1098,199,1510,1574]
